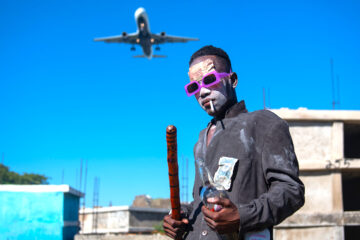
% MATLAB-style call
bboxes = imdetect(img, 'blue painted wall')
[0,189,80,240]
[63,193,81,240]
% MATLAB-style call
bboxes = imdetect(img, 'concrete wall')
[274,226,344,240]
[79,207,168,234]
[288,122,332,165]
[271,109,360,240]
[75,233,168,240]
[297,172,343,213]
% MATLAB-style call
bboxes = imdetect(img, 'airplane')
[94,7,199,59]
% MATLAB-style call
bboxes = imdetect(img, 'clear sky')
[1,0,359,207]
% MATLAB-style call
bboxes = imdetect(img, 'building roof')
[271,108,360,123]
[79,205,169,214]
[0,184,84,197]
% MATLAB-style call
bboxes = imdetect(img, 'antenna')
[76,168,79,189]
[181,155,184,202]
[79,159,83,191]
[180,156,190,203]
[330,58,335,109]
[81,160,88,233]
[83,160,88,207]
[185,157,189,203]
[336,74,341,108]
[330,58,341,109]
[92,177,100,233]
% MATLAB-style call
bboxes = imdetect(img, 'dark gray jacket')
[183,101,305,240]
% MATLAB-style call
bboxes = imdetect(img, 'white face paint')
[188,56,234,117]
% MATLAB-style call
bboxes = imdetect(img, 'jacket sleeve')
[237,119,305,232]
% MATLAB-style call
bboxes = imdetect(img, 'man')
[163,46,304,239]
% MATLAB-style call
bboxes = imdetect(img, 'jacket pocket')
[214,156,239,190]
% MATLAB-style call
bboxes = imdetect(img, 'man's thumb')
[182,218,189,224]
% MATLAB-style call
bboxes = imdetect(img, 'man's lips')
[202,99,212,108]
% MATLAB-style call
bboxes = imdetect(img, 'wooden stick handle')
[166,125,181,221]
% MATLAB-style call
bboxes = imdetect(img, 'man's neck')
[212,98,237,121]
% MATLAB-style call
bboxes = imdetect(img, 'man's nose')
[199,86,211,98]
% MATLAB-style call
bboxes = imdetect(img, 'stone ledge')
[271,108,360,123]
[275,211,360,228]
[299,159,360,171]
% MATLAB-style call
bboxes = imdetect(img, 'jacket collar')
[210,100,247,125]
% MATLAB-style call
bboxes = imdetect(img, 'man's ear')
[230,72,238,88]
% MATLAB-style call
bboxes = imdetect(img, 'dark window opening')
[344,124,360,158]
[345,226,360,240]
[342,172,360,211]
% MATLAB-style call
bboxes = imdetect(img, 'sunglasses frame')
[185,70,232,96]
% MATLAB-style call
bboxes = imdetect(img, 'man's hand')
[202,197,240,234]
[163,214,189,239]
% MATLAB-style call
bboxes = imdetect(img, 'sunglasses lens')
[203,74,217,85]
[187,82,199,94]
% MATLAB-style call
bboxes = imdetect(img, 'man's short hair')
[189,45,232,73]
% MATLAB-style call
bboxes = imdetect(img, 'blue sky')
[1,0,359,207]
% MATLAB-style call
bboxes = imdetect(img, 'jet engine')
[122,32,127,37]
[160,32,166,36]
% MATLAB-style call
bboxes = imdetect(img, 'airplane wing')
[133,55,167,58]
[94,32,139,44]
[150,33,199,44]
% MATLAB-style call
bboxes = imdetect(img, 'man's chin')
[205,108,216,116]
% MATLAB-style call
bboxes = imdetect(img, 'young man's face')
[188,55,236,117]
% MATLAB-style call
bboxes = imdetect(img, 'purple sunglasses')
[185,70,232,96]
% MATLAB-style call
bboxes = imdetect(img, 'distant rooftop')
[271,108,360,122]
[0,184,84,197]
[79,205,169,214]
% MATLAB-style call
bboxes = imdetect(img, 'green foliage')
[0,164,48,184]
[153,220,165,234]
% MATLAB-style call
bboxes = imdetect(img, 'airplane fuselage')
[94,7,198,59]
[135,8,153,59]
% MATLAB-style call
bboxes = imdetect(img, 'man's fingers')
[207,197,232,207]
[203,215,217,229]
[165,231,176,239]
[163,214,189,239]
[202,205,216,219]
[164,215,186,228]
[164,221,186,232]
[163,221,175,231]
[163,223,182,239]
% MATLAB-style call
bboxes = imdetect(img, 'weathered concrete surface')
[81,208,129,233]
[331,122,344,162]
[296,172,342,213]
[271,108,360,123]
[287,122,332,166]
[132,195,171,209]
[270,108,360,240]
[80,206,168,234]
[75,233,169,240]
[274,226,344,240]
[276,212,360,227]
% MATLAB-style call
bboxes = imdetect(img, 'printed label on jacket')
[214,156,238,190]
[244,228,270,240]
